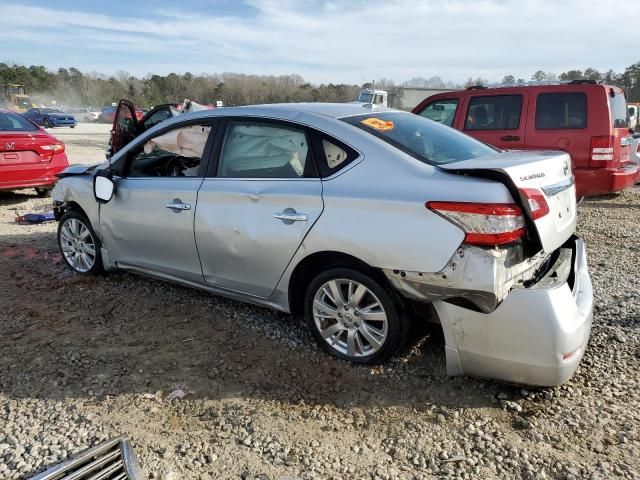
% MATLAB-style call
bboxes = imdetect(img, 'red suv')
[412,81,639,197]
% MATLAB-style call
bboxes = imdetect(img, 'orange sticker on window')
[360,117,394,131]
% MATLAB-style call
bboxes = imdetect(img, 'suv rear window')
[608,91,629,128]
[464,95,523,131]
[0,111,39,132]
[536,92,587,129]
[342,112,495,166]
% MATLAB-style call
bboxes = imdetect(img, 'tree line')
[1,61,639,108]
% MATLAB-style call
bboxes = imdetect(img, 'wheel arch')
[287,250,393,317]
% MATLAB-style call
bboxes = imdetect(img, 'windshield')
[609,92,628,128]
[0,111,39,132]
[358,93,373,103]
[41,108,62,114]
[342,112,496,165]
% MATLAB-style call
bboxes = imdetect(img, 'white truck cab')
[356,89,388,106]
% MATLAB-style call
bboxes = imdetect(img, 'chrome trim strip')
[542,176,575,196]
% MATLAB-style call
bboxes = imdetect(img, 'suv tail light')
[519,188,550,220]
[426,201,526,245]
[590,135,614,163]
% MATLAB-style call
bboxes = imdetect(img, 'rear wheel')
[304,268,409,364]
[57,211,103,275]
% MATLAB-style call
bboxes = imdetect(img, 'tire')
[304,268,409,365]
[34,187,51,197]
[57,210,104,275]
[70,125,75,129]
[43,118,51,128]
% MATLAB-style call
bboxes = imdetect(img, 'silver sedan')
[52,103,593,386]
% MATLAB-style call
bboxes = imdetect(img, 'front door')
[100,120,215,282]
[195,119,324,298]
[462,93,528,149]
[111,100,139,155]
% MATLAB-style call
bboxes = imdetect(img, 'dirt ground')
[0,124,638,479]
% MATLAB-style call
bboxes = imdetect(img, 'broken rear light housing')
[519,188,550,220]
[426,201,526,245]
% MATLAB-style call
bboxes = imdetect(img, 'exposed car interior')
[127,125,210,177]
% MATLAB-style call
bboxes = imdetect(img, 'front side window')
[217,121,312,178]
[127,124,212,177]
[342,112,495,166]
[0,111,39,132]
[536,92,587,129]
[464,95,523,131]
[418,99,459,127]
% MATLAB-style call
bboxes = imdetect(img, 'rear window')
[0,111,39,132]
[342,112,495,166]
[609,91,628,128]
[464,95,523,131]
[536,92,587,129]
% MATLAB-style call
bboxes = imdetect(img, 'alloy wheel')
[59,218,97,273]
[312,279,388,358]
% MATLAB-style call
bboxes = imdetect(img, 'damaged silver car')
[52,102,593,386]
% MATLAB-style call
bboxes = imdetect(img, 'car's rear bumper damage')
[384,242,549,313]
[434,236,591,386]
[386,236,592,386]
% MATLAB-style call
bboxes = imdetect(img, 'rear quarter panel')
[278,134,516,286]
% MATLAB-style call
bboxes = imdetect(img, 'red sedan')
[0,108,69,196]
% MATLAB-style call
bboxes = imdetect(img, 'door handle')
[165,201,191,211]
[273,211,308,223]
[500,135,521,142]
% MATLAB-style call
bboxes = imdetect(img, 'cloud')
[0,0,638,84]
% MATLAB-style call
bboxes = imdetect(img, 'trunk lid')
[0,132,54,165]
[439,150,576,253]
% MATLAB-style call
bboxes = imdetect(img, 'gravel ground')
[0,125,639,479]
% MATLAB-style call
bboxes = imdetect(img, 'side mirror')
[94,170,115,203]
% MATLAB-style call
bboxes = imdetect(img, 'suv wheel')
[304,268,408,364]
[57,211,103,275]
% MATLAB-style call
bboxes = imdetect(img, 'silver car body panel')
[52,103,594,385]
[195,178,324,297]
[434,237,592,386]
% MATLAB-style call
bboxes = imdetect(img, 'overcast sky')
[1,0,638,84]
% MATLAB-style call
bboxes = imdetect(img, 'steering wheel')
[166,156,186,177]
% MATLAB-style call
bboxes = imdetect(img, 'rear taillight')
[426,201,526,246]
[37,143,65,159]
[590,135,613,162]
[519,188,550,220]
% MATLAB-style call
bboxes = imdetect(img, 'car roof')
[180,102,401,122]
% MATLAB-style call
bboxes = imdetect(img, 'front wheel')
[57,211,104,275]
[304,268,409,365]
[43,118,51,128]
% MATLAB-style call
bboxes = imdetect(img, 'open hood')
[439,150,577,253]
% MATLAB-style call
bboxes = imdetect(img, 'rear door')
[194,118,324,298]
[462,93,528,149]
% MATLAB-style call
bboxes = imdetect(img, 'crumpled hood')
[56,164,100,178]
